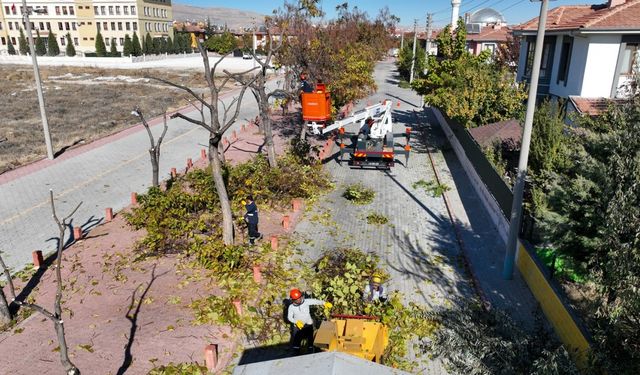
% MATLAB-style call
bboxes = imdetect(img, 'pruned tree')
[133,107,169,187]
[149,42,258,245]
[238,26,294,168]
[0,267,10,324]
[0,190,81,375]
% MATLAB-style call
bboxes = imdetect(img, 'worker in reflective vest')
[363,274,387,302]
[287,288,332,354]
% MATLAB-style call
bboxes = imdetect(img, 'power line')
[500,0,527,13]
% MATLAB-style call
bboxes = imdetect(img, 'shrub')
[95,31,106,57]
[366,212,389,225]
[47,32,60,56]
[65,33,75,57]
[342,183,375,204]
[412,179,450,197]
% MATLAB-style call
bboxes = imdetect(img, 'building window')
[39,22,44,30]
[0,22,3,30]
[11,37,16,45]
[74,37,78,46]
[62,6,68,15]
[60,37,65,46]
[103,22,108,30]
[94,6,98,15]
[524,39,554,79]
[4,6,9,15]
[133,22,137,31]
[118,22,122,31]
[65,22,70,31]
[55,6,60,15]
[1,37,5,45]
[69,6,74,15]
[8,22,13,30]
[111,22,115,30]
[131,6,136,15]
[46,22,51,30]
[124,7,129,15]
[620,44,639,75]
[119,37,124,46]
[108,6,113,15]
[72,22,76,31]
[557,37,573,84]
[83,37,88,41]
[101,6,105,15]
[126,22,130,31]
[58,22,63,30]
[116,6,120,15]
[97,23,101,31]
[105,38,110,46]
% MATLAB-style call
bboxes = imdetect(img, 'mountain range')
[172,3,265,30]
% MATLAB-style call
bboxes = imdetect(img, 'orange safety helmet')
[290,288,302,300]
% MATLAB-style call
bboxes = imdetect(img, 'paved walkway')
[0,74,283,272]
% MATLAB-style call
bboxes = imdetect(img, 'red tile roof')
[514,0,640,32]
[466,26,510,42]
[468,119,522,148]
[568,96,626,115]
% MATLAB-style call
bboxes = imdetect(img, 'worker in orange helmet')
[287,288,332,354]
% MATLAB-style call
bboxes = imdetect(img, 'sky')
[179,0,587,28]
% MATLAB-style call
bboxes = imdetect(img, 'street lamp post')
[503,0,552,279]
[21,0,54,160]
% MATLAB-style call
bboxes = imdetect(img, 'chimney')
[451,0,462,30]
[608,0,627,7]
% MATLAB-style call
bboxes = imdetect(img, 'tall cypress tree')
[47,32,60,56]
[7,39,16,55]
[110,40,118,56]
[65,33,76,57]
[18,28,28,55]
[123,34,133,56]
[95,30,107,56]
[144,33,153,54]
[131,32,142,56]
[35,30,47,56]
[166,36,174,54]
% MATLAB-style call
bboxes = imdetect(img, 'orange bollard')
[270,235,278,250]
[282,215,290,229]
[73,226,82,240]
[200,149,207,160]
[252,265,263,284]
[223,137,229,146]
[232,130,238,141]
[241,124,247,132]
[397,101,401,108]
[32,250,44,269]
[170,168,177,178]
[292,198,302,212]
[105,207,114,222]
[131,192,138,205]
[204,344,218,371]
[187,158,193,169]
[232,300,243,315]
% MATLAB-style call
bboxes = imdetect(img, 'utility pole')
[424,13,433,73]
[400,30,404,49]
[409,19,418,83]
[503,0,551,279]
[22,0,54,160]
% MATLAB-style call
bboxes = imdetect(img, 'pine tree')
[174,34,183,53]
[35,30,47,56]
[144,33,153,54]
[95,30,107,56]
[152,37,162,54]
[131,32,142,56]
[110,40,118,56]
[166,36,174,54]
[18,28,28,55]
[65,33,76,57]
[123,34,133,56]
[47,32,60,56]
[7,39,16,55]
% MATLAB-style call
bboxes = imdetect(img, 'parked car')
[242,52,252,60]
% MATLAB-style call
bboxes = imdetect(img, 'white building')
[513,0,640,114]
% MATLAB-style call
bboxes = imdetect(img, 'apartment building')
[0,0,172,54]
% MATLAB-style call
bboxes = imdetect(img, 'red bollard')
[397,101,401,108]
[232,130,238,141]
[131,192,138,205]
[105,207,114,222]
[204,344,218,371]
[270,235,278,250]
[73,226,82,240]
[292,198,302,212]
[187,158,193,169]
[170,168,177,178]
[252,265,263,284]
[32,250,44,269]
[232,300,243,315]
[223,137,229,146]
[200,149,207,160]
[282,215,290,229]
[241,124,247,132]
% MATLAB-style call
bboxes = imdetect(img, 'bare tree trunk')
[135,108,169,188]
[0,288,10,325]
[254,75,278,168]
[149,148,160,186]
[218,140,226,163]
[209,140,234,245]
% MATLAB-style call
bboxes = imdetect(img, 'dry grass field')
[0,65,227,174]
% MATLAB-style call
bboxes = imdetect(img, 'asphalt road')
[0,72,283,272]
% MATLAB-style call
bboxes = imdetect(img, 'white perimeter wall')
[580,34,621,97]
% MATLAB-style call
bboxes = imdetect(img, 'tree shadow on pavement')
[116,264,167,375]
